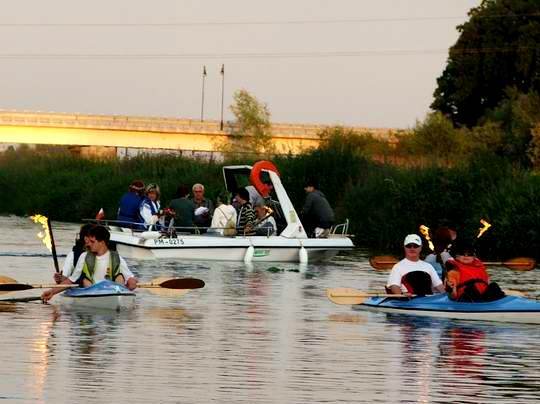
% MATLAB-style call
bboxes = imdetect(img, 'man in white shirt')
[386,234,445,295]
[42,226,137,302]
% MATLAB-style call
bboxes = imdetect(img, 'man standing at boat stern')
[386,234,445,296]
[41,226,137,302]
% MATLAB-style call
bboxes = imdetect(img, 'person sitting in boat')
[210,191,237,236]
[445,240,505,302]
[254,202,277,236]
[41,226,138,303]
[117,180,145,228]
[190,183,215,231]
[168,184,195,232]
[424,226,455,279]
[139,183,164,231]
[300,178,334,238]
[54,223,94,284]
[235,187,256,236]
[386,234,445,296]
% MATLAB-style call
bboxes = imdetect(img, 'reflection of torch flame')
[419,225,435,251]
[30,214,52,252]
[477,219,492,239]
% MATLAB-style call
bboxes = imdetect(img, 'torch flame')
[30,214,52,252]
[477,219,492,239]
[419,225,434,251]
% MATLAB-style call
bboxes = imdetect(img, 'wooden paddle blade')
[326,288,368,305]
[369,255,398,271]
[502,257,536,271]
[0,276,19,296]
[0,296,43,303]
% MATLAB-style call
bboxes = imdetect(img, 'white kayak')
[55,280,136,310]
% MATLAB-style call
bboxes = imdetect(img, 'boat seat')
[139,231,162,239]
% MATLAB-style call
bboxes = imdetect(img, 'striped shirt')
[237,202,256,235]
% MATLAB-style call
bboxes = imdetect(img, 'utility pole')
[200,65,207,122]
[220,64,225,131]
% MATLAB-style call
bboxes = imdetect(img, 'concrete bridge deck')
[0,110,397,157]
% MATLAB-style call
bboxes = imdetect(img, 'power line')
[0,14,538,28]
[0,47,535,60]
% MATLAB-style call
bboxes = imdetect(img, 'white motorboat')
[107,161,354,262]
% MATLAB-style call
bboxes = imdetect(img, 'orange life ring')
[250,160,280,197]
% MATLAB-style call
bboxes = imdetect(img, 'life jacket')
[448,258,489,300]
[401,271,433,296]
[81,251,121,284]
[72,242,86,268]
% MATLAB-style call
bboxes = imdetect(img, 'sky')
[0,1,481,128]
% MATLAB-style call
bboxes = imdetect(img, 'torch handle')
[47,217,60,273]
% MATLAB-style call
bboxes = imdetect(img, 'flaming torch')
[477,219,492,239]
[419,225,434,251]
[30,214,60,273]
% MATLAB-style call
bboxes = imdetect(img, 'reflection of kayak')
[353,294,540,324]
[56,280,136,311]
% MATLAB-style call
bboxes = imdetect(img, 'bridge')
[0,110,397,158]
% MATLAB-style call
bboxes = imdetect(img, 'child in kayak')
[445,240,505,302]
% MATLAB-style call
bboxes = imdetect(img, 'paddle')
[47,217,60,274]
[369,255,536,271]
[327,287,414,305]
[0,277,205,292]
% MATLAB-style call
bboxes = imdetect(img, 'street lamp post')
[220,64,225,131]
[200,65,207,122]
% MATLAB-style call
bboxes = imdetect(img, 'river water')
[0,215,539,403]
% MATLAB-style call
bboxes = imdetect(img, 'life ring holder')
[249,160,280,198]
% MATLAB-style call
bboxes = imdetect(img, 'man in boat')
[386,234,445,296]
[42,226,137,302]
[53,223,94,284]
[168,184,195,232]
[235,187,256,236]
[190,183,214,230]
[445,240,505,302]
[117,180,145,228]
[253,202,277,236]
[300,178,334,238]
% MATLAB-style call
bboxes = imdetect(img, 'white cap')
[404,234,422,246]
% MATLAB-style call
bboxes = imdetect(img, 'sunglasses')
[458,251,475,257]
[405,244,421,249]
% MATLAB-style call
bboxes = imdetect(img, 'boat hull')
[55,280,136,311]
[111,230,353,262]
[352,294,540,324]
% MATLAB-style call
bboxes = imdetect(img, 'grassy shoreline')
[1,147,539,260]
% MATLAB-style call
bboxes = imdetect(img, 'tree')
[220,89,275,155]
[431,0,540,127]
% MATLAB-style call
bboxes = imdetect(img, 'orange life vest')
[448,258,489,299]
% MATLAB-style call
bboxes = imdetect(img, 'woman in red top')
[445,240,490,302]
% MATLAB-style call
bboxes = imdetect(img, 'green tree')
[221,89,275,155]
[431,0,540,127]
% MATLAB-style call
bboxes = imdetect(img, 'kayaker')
[386,234,445,296]
[300,178,335,238]
[424,226,455,279]
[140,183,164,231]
[445,240,505,302]
[42,226,138,303]
[117,180,145,228]
[53,223,94,284]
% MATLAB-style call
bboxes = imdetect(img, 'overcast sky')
[0,1,480,128]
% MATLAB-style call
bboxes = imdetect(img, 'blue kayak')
[353,294,540,324]
[57,280,136,310]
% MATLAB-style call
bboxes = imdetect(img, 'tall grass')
[1,147,539,259]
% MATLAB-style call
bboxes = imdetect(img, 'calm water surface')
[0,216,539,403]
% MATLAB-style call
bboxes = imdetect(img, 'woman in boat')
[42,226,137,302]
[253,202,277,236]
[210,191,237,236]
[425,226,455,279]
[54,223,94,284]
[235,187,256,236]
[117,180,145,228]
[445,240,505,302]
[139,183,163,231]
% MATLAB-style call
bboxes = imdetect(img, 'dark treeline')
[1,142,539,260]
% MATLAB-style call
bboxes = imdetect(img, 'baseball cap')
[403,234,422,246]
